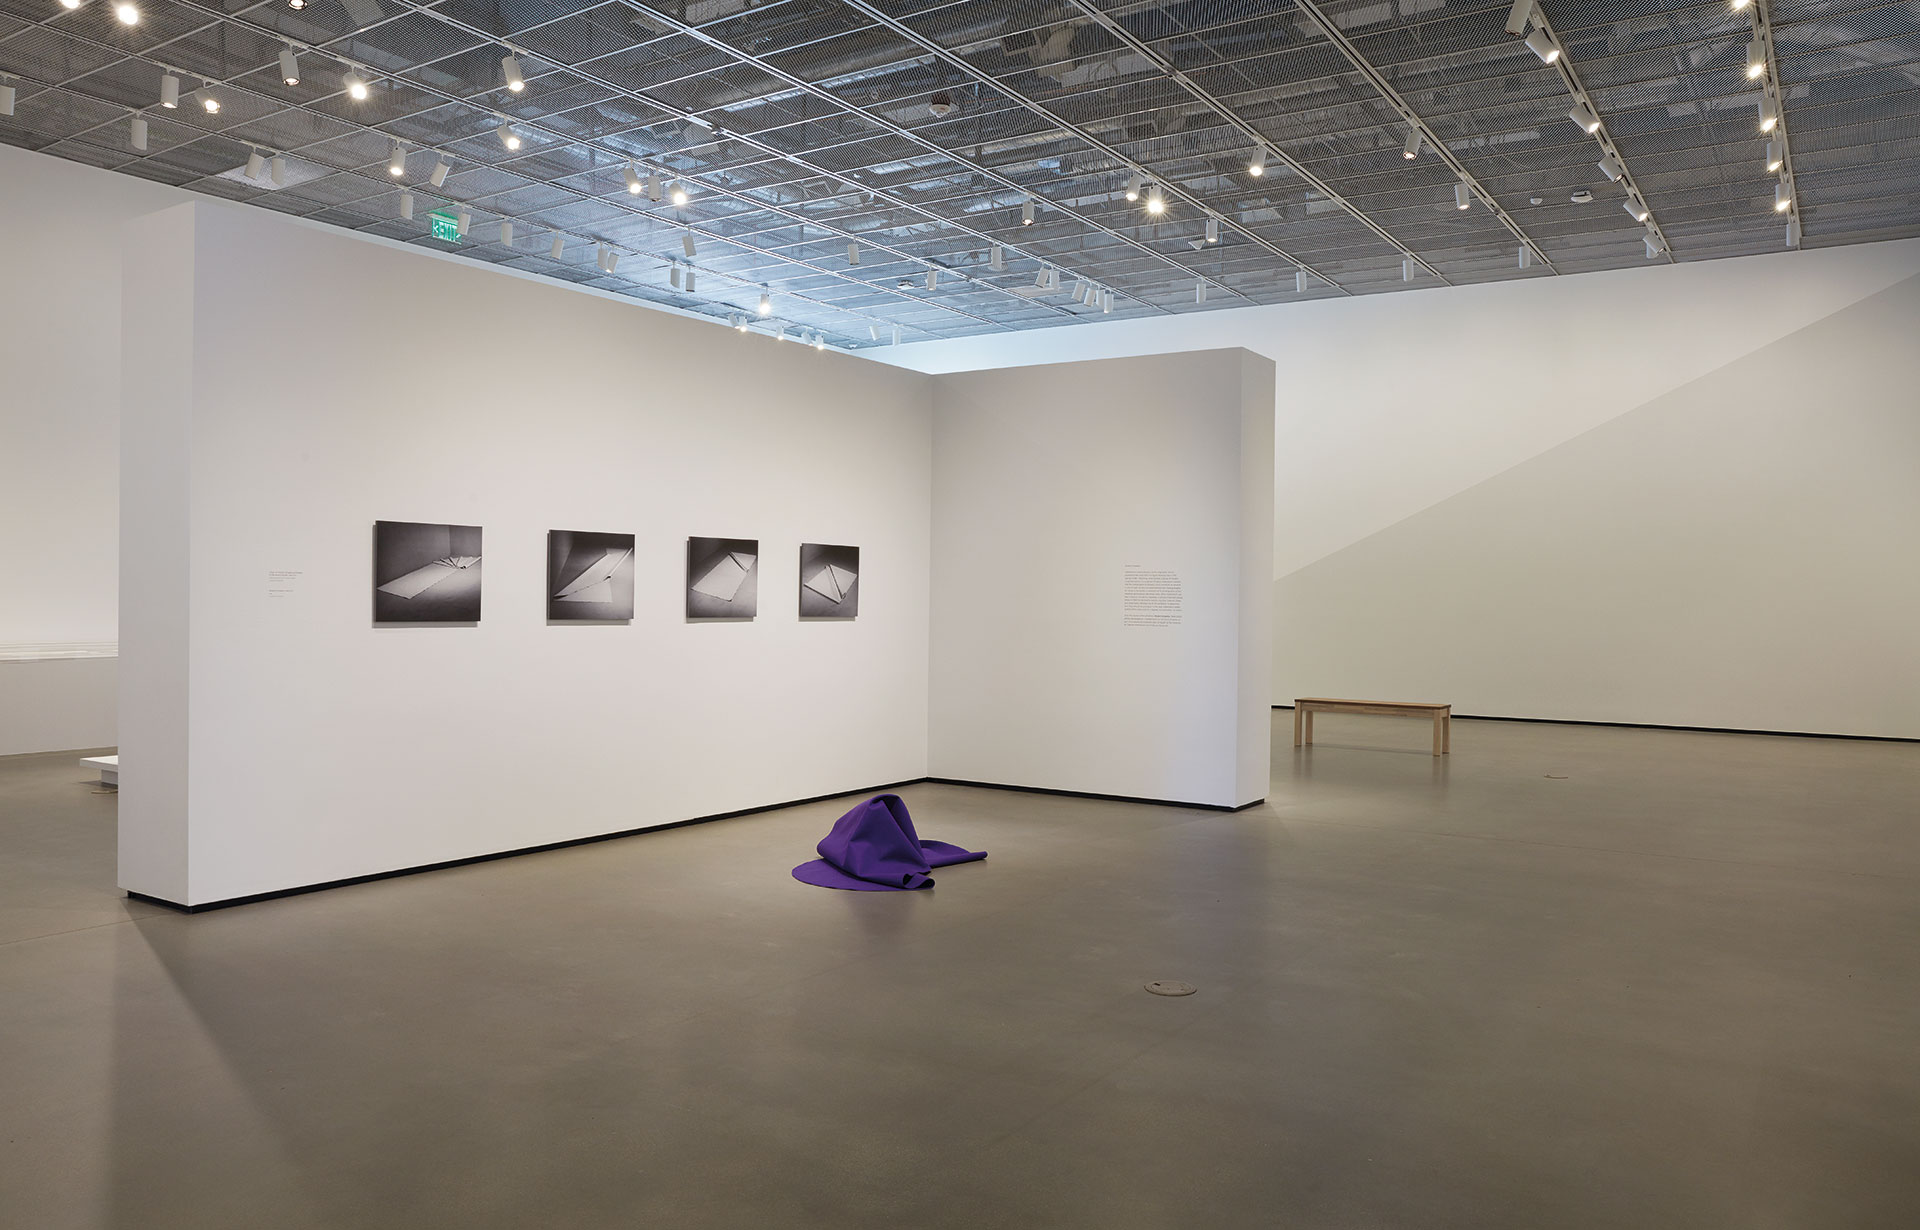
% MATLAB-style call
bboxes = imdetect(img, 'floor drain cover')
[1145,981,1197,997]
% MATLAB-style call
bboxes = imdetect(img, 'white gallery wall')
[121,202,937,907]
[883,239,1920,739]
[0,143,192,754]
[932,351,1274,809]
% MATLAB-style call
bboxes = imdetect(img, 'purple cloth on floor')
[791,794,986,891]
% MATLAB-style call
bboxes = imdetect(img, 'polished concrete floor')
[2,717,1917,1229]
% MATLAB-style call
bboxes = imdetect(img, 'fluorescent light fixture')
[757,290,771,315]
[1146,186,1165,215]
[160,74,179,108]
[1774,180,1791,212]
[1205,217,1219,243]
[130,113,147,150]
[502,53,525,94]
[344,72,369,101]
[989,244,1004,271]
[1504,0,1532,36]
[499,219,513,245]
[1403,256,1416,282]
[1597,153,1623,181]
[430,157,450,187]
[684,231,698,258]
[1403,126,1421,160]
[497,118,519,151]
[624,161,642,194]
[270,155,286,187]
[1249,148,1266,177]
[245,149,264,180]
[279,47,300,87]
[846,241,858,266]
[115,2,138,24]
[1568,102,1600,134]
[1765,140,1782,172]
[1021,197,1034,226]
[1525,28,1559,64]
[1759,96,1778,132]
[550,234,565,260]
[1455,182,1471,210]
[1125,170,1142,200]
[1746,40,1766,80]
[669,180,689,206]
[1623,197,1650,222]
[388,140,405,177]
[399,190,413,220]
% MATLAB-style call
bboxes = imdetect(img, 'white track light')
[289,0,304,8]
[846,241,858,266]
[59,0,79,7]
[388,140,405,177]
[1774,180,1791,212]
[245,149,265,180]
[1403,256,1416,282]
[647,171,662,202]
[1568,102,1600,134]
[550,234,565,260]
[740,317,752,333]
[1296,270,1308,293]
[1125,170,1143,199]
[1597,153,1623,181]
[892,325,901,344]
[1786,217,1801,247]
[115,2,138,24]
[1646,234,1661,259]
[1732,0,1750,7]
[1504,0,1532,36]
[1146,186,1165,215]
[280,47,300,87]
[989,244,1004,271]
[1765,140,1782,172]
[1455,182,1471,210]
[813,333,825,351]
[1205,217,1219,243]
[497,118,519,151]
[1102,290,1113,313]
[926,268,938,292]
[456,209,470,237]
[1746,40,1766,80]
[344,72,368,101]
[684,231,697,259]
[499,219,513,245]
[670,180,689,206]
[689,266,701,294]
[1021,197,1035,226]
[1249,148,1266,177]
[624,161,642,194]
[1034,267,1048,289]
[430,157,449,187]
[1519,245,1531,269]
[400,190,413,220]
[758,290,771,316]
[160,73,179,109]
[200,86,220,115]
[1403,126,1421,160]
[1759,97,1778,132]
[1525,28,1559,64]
[501,53,525,94]
[1623,197,1650,222]
[595,243,609,271]
[671,264,682,290]
[270,155,286,187]
[129,113,147,149]
[604,248,618,273]
[1195,281,1207,304]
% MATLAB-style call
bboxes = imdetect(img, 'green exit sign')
[429,210,461,244]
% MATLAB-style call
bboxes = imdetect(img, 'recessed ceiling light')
[1572,189,1594,204]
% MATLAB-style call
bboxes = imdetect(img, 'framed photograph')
[687,537,758,619]
[373,521,482,623]
[799,543,859,619]
[548,530,636,622]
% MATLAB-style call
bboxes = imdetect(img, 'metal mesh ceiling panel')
[2,0,1914,347]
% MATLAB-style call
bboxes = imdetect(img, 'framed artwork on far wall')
[373,520,482,624]
[799,543,859,619]
[547,530,636,622]
[687,537,758,619]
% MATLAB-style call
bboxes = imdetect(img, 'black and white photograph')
[686,536,758,619]
[373,520,482,623]
[798,543,860,619]
[547,530,635,622]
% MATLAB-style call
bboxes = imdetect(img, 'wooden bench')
[1293,698,1452,756]
[80,754,118,786]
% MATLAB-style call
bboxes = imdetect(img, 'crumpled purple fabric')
[791,794,986,891]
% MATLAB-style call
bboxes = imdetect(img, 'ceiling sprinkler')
[928,91,956,118]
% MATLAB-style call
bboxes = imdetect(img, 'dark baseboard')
[125,776,930,914]
[925,776,1261,813]
[1270,705,1917,745]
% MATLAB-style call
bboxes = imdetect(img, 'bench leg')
[1293,706,1302,747]
[1442,713,1451,755]
[1433,712,1443,757]
[1304,711,1314,745]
